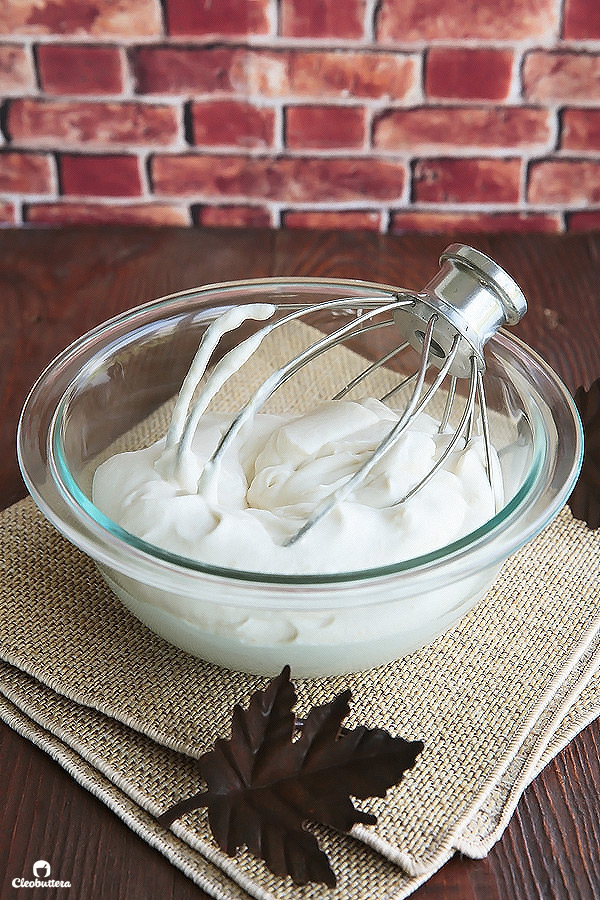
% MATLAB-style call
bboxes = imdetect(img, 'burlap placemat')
[0,498,598,899]
[2,317,598,897]
[1,645,598,900]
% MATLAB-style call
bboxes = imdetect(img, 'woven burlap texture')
[1,501,599,900]
[2,319,599,899]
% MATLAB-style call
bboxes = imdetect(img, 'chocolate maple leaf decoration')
[158,666,423,886]
[569,377,600,529]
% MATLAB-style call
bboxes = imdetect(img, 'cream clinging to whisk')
[93,245,526,575]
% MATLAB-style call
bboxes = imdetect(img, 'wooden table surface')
[0,227,599,900]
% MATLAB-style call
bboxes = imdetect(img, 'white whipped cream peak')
[93,303,501,576]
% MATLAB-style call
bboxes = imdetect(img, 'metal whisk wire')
[190,296,413,492]
[173,244,527,547]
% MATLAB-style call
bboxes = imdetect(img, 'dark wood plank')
[0,227,599,900]
[0,723,201,900]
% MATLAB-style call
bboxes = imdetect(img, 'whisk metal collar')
[394,244,527,379]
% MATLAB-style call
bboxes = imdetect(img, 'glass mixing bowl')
[17,279,583,677]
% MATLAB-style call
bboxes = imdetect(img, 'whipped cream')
[87,304,509,674]
[93,399,494,574]
[93,304,501,576]
[93,401,500,575]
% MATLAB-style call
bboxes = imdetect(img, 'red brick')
[373,106,551,151]
[425,49,514,101]
[153,154,406,202]
[37,45,124,94]
[413,158,521,204]
[286,106,365,150]
[0,152,53,193]
[280,0,366,38]
[283,210,382,230]
[288,51,416,101]
[0,0,162,37]
[390,210,561,234]
[165,0,269,36]
[134,46,237,94]
[563,0,600,38]
[566,210,600,230]
[528,160,600,204]
[191,101,275,149]
[0,201,16,223]
[7,99,180,147]
[0,45,36,93]
[25,203,190,225]
[562,109,600,151]
[377,0,557,41]
[197,204,272,227]
[523,51,600,103]
[133,46,416,101]
[60,154,142,196]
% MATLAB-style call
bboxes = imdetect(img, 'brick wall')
[1,0,600,232]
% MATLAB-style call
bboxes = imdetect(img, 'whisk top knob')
[394,243,527,379]
[438,243,527,326]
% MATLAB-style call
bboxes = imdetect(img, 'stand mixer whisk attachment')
[167,244,527,547]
